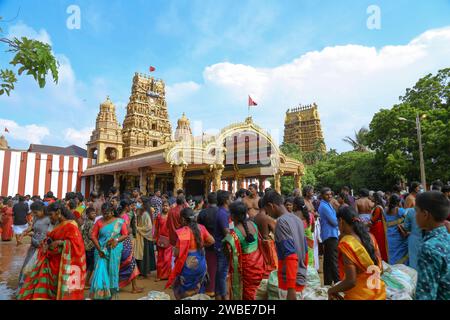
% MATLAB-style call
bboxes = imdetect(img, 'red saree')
[1,206,14,241]
[225,226,265,300]
[369,206,388,262]
[165,226,190,289]
[258,233,278,279]
[17,220,86,300]
[155,214,172,280]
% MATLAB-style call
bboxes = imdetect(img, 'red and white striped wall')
[0,150,96,198]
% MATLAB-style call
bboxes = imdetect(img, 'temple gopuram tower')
[122,73,172,157]
[283,103,326,153]
[0,135,9,150]
[87,96,124,164]
[174,113,193,142]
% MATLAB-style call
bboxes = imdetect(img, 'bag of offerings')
[256,279,268,300]
[381,261,417,300]
[267,270,280,300]
[138,291,171,300]
[182,294,211,300]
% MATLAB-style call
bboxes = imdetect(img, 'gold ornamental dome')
[177,113,190,127]
[100,96,115,110]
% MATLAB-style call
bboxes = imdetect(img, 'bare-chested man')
[355,188,374,214]
[303,186,317,217]
[254,197,277,277]
[243,183,260,219]
[405,181,421,209]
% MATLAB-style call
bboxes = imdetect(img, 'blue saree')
[402,208,423,270]
[173,250,207,298]
[384,208,409,265]
[89,219,124,300]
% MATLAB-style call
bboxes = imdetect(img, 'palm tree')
[343,127,369,152]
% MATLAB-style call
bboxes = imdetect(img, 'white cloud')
[0,118,50,144]
[193,26,450,152]
[166,81,201,104]
[64,127,94,147]
[7,22,52,45]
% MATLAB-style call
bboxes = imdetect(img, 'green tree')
[342,127,369,152]
[366,68,450,184]
[0,17,59,96]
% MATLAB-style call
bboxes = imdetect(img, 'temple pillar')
[294,173,303,194]
[139,168,148,195]
[173,164,186,194]
[211,164,224,192]
[148,172,156,193]
[258,177,266,192]
[203,171,212,197]
[273,170,283,194]
[227,178,233,192]
[94,175,101,193]
[113,172,121,190]
[125,175,135,191]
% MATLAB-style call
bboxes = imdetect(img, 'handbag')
[157,235,170,248]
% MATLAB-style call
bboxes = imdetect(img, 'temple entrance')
[100,175,114,195]
[185,179,204,197]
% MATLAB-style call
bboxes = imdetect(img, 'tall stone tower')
[86,96,124,164]
[174,113,193,142]
[0,135,9,150]
[283,103,326,153]
[122,73,172,157]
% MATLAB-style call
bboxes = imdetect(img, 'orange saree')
[338,234,386,300]
[18,220,86,300]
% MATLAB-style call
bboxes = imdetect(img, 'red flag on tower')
[149,66,156,72]
[4,127,9,133]
[248,95,257,107]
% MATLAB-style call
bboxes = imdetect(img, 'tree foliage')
[366,68,450,185]
[0,17,59,96]
[342,127,369,152]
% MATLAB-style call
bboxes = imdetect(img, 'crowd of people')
[0,180,449,300]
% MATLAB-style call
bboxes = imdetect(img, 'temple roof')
[28,144,88,157]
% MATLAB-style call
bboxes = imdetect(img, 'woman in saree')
[154,201,172,281]
[17,202,86,300]
[400,207,422,270]
[117,203,143,293]
[89,203,128,300]
[1,198,14,241]
[134,206,156,278]
[369,192,388,262]
[328,206,386,300]
[224,201,265,300]
[384,194,409,265]
[18,201,52,289]
[293,197,315,269]
[165,207,215,300]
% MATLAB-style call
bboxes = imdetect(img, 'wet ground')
[0,239,173,300]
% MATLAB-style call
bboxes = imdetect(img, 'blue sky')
[1,0,450,151]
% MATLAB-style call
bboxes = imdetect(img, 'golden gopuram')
[83,72,305,196]
[283,103,326,153]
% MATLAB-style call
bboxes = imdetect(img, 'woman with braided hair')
[165,207,214,299]
[223,201,265,300]
[293,197,315,268]
[328,205,386,300]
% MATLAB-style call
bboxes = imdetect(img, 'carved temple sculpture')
[87,96,124,164]
[122,73,172,157]
[82,72,306,196]
[283,103,326,155]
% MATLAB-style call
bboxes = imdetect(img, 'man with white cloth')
[12,196,30,245]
